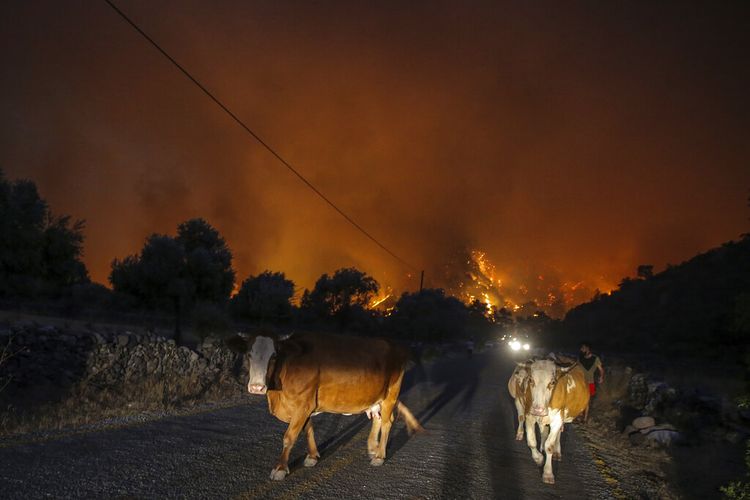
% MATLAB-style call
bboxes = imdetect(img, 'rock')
[643,428,683,446]
[633,416,656,429]
[117,335,130,347]
[639,423,676,434]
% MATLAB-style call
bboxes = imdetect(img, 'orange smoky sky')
[1,1,749,310]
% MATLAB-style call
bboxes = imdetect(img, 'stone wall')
[0,321,247,432]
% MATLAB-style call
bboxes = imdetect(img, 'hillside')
[563,235,750,356]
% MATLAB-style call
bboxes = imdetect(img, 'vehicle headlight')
[523,343,530,351]
[509,340,521,351]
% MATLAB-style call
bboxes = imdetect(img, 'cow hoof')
[515,433,524,441]
[370,457,385,466]
[270,467,289,481]
[543,473,555,484]
[368,450,376,458]
[532,453,544,466]
[304,455,319,467]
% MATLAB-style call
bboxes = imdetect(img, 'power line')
[102,0,417,272]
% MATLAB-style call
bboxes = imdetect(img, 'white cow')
[520,359,590,484]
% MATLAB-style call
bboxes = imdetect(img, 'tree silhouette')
[302,267,379,318]
[109,218,234,343]
[0,170,88,297]
[388,288,469,341]
[637,264,654,280]
[176,218,234,303]
[231,271,294,322]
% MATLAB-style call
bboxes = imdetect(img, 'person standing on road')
[579,341,604,422]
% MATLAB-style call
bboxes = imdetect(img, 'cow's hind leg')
[525,418,543,466]
[303,418,320,467]
[367,414,382,458]
[542,416,563,484]
[514,399,525,440]
[372,400,395,466]
[271,414,308,480]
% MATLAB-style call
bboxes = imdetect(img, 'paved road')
[0,351,614,499]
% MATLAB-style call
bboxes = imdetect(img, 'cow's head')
[521,359,576,416]
[226,333,290,395]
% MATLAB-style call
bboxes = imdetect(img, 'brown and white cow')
[519,359,589,484]
[507,364,530,441]
[227,332,423,480]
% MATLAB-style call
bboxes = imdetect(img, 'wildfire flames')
[366,248,613,319]
[446,249,613,318]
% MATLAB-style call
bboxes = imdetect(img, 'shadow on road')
[289,413,371,471]
[480,389,524,498]
[415,354,482,425]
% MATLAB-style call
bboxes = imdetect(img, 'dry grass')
[0,370,245,437]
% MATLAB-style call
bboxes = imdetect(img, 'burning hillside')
[434,248,611,318]
[363,248,613,319]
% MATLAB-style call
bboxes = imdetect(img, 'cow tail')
[396,401,424,435]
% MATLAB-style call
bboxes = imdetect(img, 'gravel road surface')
[1,350,616,499]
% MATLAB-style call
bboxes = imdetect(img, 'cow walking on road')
[228,332,423,480]
[518,359,589,484]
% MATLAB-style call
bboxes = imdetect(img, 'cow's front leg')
[514,399,525,440]
[271,414,308,480]
[553,424,562,461]
[540,423,549,448]
[543,415,563,484]
[371,401,395,466]
[525,418,543,466]
[303,418,320,467]
[367,412,382,458]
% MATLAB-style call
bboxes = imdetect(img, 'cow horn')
[559,362,577,373]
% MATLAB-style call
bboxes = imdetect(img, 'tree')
[637,264,654,280]
[387,288,469,341]
[176,218,234,303]
[231,271,294,322]
[0,170,88,297]
[109,218,234,343]
[303,267,379,318]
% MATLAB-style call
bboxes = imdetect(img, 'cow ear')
[516,361,530,369]
[225,335,249,354]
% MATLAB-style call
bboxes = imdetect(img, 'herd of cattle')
[227,332,589,485]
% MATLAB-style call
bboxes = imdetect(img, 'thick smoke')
[1,1,749,311]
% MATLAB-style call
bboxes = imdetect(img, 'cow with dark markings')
[227,332,423,480]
